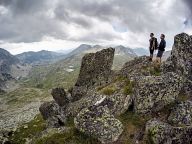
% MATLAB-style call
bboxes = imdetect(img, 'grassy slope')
[22,54,135,90]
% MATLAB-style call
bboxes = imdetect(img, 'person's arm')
[163,40,166,49]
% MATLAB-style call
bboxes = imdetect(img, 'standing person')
[156,34,166,63]
[149,33,158,61]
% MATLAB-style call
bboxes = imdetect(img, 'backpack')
[153,38,158,50]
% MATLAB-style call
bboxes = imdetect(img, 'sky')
[0,0,192,55]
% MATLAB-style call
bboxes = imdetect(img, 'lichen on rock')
[74,105,123,144]
[146,119,192,144]
[162,33,192,96]
[39,101,66,128]
[71,48,115,102]
[168,100,192,126]
[133,72,182,114]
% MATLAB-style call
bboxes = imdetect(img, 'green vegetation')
[149,63,161,76]
[117,110,150,144]
[34,117,100,144]
[9,114,46,144]
[147,125,159,144]
[3,88,51,109]
[141,62,161,76]
[9,115,100,144]
[115,75,127,82]
[100,85,117,95]
[177,92,190,102]
[35,128,100,144]
[123,79,134,95]
[21,64,80,90]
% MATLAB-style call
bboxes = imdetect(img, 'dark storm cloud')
[0,0,68,42]
[183,0,192,17]
[0,0,12,6]
[54,0,184,33]
[0,0,47,14]
[0,0,189,43]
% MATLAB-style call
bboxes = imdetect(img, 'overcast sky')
[0,0,192,54]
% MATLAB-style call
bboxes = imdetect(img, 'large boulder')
[71,48,115,102]
[74,105,123,144]
[51,88,69,107]
[39,101,66,127]
[65,92,131,117]
[119,56,152,78]
[146,119,192,144]
[162,33,192,95]
[168,101,192,126]
[133,72,182,114]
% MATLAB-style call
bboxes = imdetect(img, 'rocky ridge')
[37,33,192,144]
[3,33,191,144]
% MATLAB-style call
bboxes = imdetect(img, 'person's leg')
[157,51,163,63]
[149,49,154,61]
[156,50,161,63]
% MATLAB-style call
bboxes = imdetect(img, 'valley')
[0,44,148,131]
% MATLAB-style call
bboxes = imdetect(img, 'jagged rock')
[119,56,153,79]
[65,92,131,117]
[96,93,132,116]
[168,101,192,126]
[162,33,192,95]
[51,88,69,107]
[70,86,88,102]
[39,101,66,127]
[74,105,123,144]
[65,94,106,117]
[71,48,115,102]
[146,119,192,144]
[133,72,182,114]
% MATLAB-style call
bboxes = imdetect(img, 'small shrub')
[101,86,116,95]
[35,127,100,144]
[123,79,134,95]
[177,93,190,102]
[116,76,126,82]
[117,110,150,144]
[149,63,161,76]
[9,114,46,144]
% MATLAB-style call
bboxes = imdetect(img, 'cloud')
[183,0,192,17]
[0,0,191,54]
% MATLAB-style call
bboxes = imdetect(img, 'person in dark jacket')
[149,33,158,61]
[157,34,166,63]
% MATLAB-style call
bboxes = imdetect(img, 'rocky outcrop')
[146,119,192,144]
[133,72,182,114]
[65,92,131,117]
[39,101,66,128]
[71,48,115,101]
[168,101,192,126]
[162,33,192,95]
[38,39,192,144]
[74,105,123,144]
[119,56,152,78]
[51,88,69,107]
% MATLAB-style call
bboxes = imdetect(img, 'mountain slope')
[133,48,149,56]
[0,48,31,91]
[16,50,66,65]
[0,48,20,73]
[24,45,137,89]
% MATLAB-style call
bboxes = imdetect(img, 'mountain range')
[16,50,66,65]
[0,45,168,91]
[0,48,31,92]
